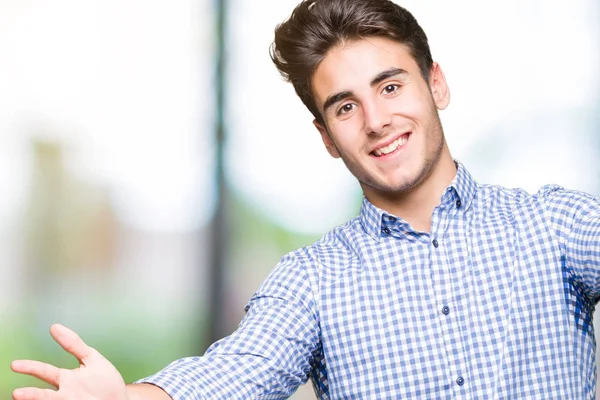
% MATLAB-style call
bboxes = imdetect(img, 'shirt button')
[382,227,391,235]
[432,239,439,248]
[456,199,462,208]
[442,305,450,315]
[456,376,465,386]
[388,216,396,222]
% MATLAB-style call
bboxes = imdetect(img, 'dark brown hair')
[270,0,433,124]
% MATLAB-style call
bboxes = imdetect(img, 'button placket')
[429,205,470,398]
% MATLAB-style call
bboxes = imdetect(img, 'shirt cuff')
[135,371,207,400]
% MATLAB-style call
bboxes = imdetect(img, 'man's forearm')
[126,383,173,400]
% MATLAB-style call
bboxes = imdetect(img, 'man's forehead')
[316,38,415,79]
[312,38,416,102]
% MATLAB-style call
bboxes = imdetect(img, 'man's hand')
[11,323,128,400]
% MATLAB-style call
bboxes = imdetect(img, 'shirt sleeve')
[540,185,600,301]
[135,251,320,400]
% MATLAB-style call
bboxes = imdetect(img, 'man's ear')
[429,62,450,110]
[313,120,340,158]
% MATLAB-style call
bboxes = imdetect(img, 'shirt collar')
[359,160,477,241]
[359,196,387,241]
[450,160,477,211]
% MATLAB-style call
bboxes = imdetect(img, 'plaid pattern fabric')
[138,162,600,399]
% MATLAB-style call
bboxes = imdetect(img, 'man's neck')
[366,150,457,233]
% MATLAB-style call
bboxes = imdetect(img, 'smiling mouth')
[371,133,411,157]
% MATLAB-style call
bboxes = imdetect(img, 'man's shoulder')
[289,216,360,258]
[476,181,599,215]
[529,184,600,215]
[477,182,568,203]
[280,216,363,277]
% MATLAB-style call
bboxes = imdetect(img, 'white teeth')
[374,136,407,156]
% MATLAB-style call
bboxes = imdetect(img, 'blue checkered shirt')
[138,163,600,399]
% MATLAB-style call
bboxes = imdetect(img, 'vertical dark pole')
[205,0,228,349]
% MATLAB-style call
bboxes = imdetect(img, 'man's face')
[312,36,450,198]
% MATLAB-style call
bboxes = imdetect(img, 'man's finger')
[10,360,60,387]
[12,387,56,400]
[49,323,94,364]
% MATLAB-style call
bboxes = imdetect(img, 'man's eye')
[338,103,355,115]
[383,84,399,94]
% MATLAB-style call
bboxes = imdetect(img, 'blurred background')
[1,0,598,398]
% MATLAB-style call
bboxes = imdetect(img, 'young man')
[11,0,600,399]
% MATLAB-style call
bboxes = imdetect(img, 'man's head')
[271,0,454,205]
[271,0,433,126]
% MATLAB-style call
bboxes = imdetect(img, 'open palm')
[11,324,128,400]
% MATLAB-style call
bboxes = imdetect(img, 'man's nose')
[362,99,392,135]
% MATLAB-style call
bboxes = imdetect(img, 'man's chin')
[360,178,417,196]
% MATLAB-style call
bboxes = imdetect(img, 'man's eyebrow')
[322,90,353,115]
[370,68,407,86]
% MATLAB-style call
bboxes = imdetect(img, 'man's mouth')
[371,133,411,157]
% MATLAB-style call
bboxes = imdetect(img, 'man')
[11,0,600,399]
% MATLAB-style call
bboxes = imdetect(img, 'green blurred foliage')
[4,189,361,395]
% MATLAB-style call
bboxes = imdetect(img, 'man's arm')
[136,251,320,399]
[126,383,173,400]
[541,186,600,298]
[12,251,320,400]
